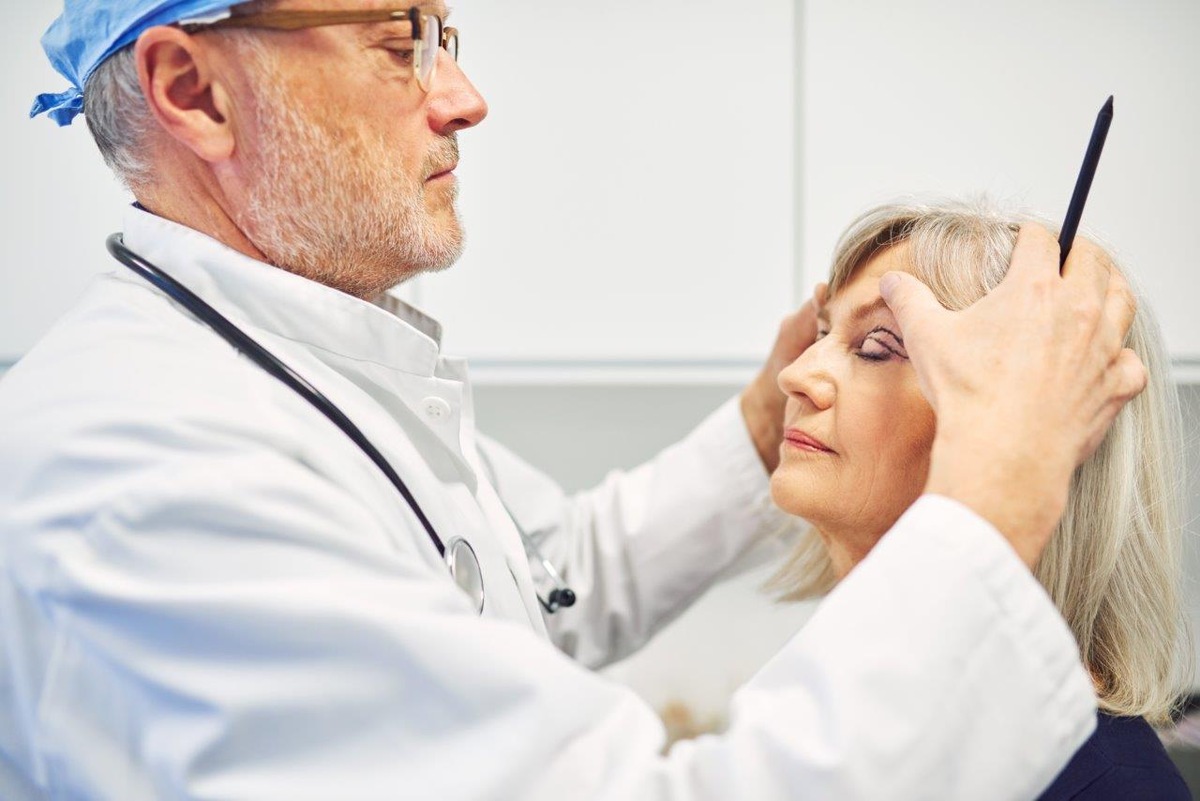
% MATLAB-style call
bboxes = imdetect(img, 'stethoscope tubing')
[106,234,448,557]
[107,233,576,617]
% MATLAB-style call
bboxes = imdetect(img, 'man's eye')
[387,47,415,65]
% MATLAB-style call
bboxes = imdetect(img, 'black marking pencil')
[1059,95,1114,272]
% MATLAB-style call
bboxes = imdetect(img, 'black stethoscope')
[107,234,576,617]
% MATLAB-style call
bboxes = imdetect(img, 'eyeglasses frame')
[179,7,459,92]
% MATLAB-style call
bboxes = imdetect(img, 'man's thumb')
[879,271,941,331]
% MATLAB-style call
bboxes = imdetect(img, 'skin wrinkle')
[118,0,485,299]
[863,328,906,359]
[769,200,1187,723]
[772,244,936,580]
[224,12,468,298]
[866,326,905,348]
[817,295,894,327]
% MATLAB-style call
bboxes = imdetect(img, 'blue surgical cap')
[31,0,240,127]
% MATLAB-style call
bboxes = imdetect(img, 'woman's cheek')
[897,392,937,486]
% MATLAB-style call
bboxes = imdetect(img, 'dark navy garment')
[1037,712,1190,800]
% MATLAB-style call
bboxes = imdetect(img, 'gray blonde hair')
[773,196,1191,725]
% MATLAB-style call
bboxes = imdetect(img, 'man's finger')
[1060,237,1111,299]
[1111,347,1149,401]
[1004,223,1061,282]
[1091,348,1149,428]
[1082,349,1149,461]
[1101,269,1139,349]
[879,271,941,339]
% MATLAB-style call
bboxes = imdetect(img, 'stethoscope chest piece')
[445,537,484,614]
[105,233,575,619]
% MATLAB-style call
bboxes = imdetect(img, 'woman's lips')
[784,429,834,453]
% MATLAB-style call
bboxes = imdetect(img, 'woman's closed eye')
[857,326,907,362]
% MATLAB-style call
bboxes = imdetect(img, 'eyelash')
[815,328,902,363]
[382,41,416,67]
[856,349,891,363]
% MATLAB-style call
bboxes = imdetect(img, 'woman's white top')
[0,207,1096,800]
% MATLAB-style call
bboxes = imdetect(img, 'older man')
[0,1,1146,799]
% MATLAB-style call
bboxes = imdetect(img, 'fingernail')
[880,273,901,295]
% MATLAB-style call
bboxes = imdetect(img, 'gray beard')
[236,73,463,298]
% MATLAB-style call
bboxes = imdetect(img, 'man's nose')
[428,54,488,135]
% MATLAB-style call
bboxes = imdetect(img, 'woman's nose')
[777,342,836,411]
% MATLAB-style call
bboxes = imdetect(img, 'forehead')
[822,243,913,320]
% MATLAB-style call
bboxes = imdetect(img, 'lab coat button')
[422,397,452,421]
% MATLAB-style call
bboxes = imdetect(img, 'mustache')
[423,134,460,178]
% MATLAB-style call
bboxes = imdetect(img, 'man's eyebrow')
[396,4,450,20]
[366,6,448,35]
[817,295,893,325]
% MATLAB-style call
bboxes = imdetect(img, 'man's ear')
[134,26,236,163]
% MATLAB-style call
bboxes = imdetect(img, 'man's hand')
[880,225,1147,567]
[741,284,827,473]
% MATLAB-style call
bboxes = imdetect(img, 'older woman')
[771,198,1192,800]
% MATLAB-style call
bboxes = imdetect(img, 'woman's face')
[770,244,937,575]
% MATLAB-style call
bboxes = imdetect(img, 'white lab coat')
[0,207,1095,800]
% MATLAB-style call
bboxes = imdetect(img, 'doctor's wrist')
[925,431,1070,568]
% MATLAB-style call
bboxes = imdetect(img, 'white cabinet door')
[417,0,797,375]
[801,0,1200,363]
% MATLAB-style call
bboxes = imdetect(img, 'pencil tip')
[1104,95,1114,112]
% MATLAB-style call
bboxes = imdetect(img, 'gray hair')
[83,46,154,190]
[80,1,275,190]
[772,196,1192,725]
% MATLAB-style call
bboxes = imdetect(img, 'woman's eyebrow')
[818,295,893,325]
[852,296,893,323]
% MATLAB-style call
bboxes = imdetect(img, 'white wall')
[419,0,796,369]
[801,0,1200,365]
[0,0,797,377]
[474,383,1200,722]
[0,4,129,364]
[2,0,1199,731]
[10,1,1197,373]
[472,384,818,724]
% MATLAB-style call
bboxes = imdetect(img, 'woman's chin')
[770,474,826,522]
[769,473,792,512]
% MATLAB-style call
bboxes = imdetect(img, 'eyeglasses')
[180,7,459,92]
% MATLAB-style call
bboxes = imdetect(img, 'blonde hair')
[772,196,1191,724]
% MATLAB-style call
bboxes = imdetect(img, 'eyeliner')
[1058,96,1114,273]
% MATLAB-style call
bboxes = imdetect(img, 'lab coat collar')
[120,205,445,377]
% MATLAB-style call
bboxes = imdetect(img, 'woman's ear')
[134,26,236,163]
